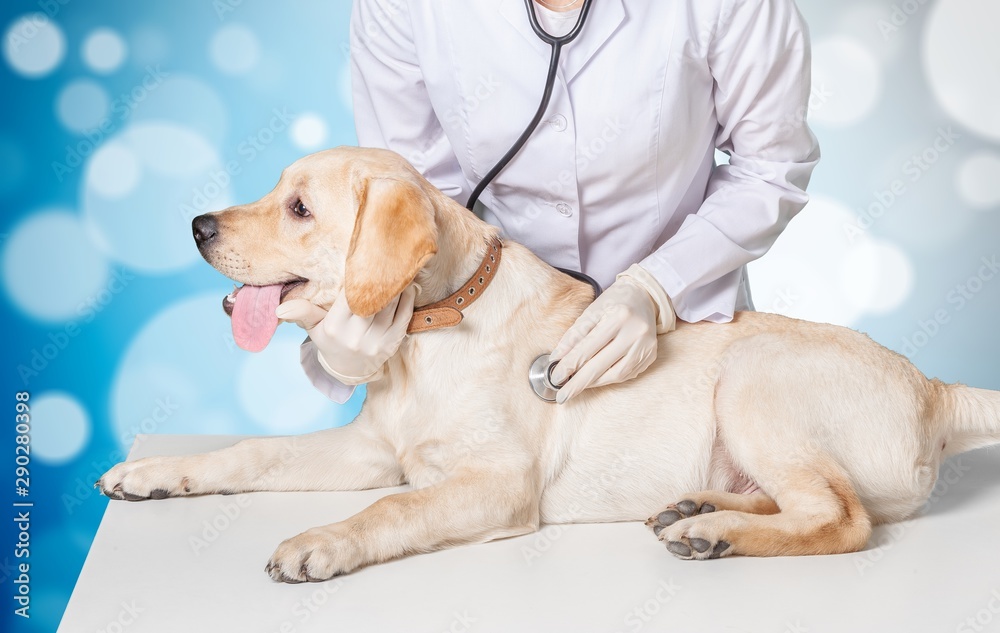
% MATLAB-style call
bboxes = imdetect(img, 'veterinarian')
[285,0,820,405]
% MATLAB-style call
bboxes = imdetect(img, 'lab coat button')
[549,114,568,132]
[556,202,573,217]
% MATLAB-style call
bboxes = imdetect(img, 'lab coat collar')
[499,0,626,83]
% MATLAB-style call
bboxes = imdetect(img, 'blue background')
[1,1,998,631]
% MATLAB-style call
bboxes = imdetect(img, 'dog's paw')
[96,457,194,501]
[266,527,358,583]
[645,499,716,537]
[656,512,734,561]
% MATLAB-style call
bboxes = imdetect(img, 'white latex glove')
[548,264,676,404]
[275,284,417,385]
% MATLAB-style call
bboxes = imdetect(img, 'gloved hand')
[548,263,676,404]
[275,284,417,385]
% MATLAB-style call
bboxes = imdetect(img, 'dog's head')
[192,147,439,351]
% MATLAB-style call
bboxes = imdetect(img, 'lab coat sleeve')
[300,337,356,405]
[349,0,471,203]
[638,0,821,324]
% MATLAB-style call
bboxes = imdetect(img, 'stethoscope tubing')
[465,0,596,212]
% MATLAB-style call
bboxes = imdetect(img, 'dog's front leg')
[97,423,403,500]
[265,470,540,583]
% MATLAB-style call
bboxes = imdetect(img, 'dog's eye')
[292,200,311,218]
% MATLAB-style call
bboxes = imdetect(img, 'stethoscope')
[460,0,598,402]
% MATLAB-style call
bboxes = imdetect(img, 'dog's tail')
[937,381,1000,457]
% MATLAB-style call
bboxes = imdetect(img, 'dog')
[97,147,1000,582]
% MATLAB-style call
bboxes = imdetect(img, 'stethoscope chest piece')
[528,353,563,402]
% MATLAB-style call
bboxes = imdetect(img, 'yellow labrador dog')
[98,147,1000,582]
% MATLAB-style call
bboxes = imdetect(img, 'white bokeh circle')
[31,392,91,465]
[748,196,913,326]
[112,294,353,449]
[86,140,141,199]
[835,5,904,64]
[840,240,914,315]
[238,336,333,433]
[2,209,110,322]
[56,79,110,133]
[82,122,234,273]
[924,0,1000,142]
[209,24,260,75]
[3,13,65,78]
[130,73,229,145]
[82,27,127,73]
[290,112,329,151]
[810,37,882,127]
[956,151,1000,210]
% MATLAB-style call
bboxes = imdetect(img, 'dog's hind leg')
[651,334,877,559]
[97,423,403,501]
[652,457,871,559]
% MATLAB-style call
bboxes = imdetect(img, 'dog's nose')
[192,215,218,246]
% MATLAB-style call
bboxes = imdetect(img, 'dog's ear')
[344,177,438,317]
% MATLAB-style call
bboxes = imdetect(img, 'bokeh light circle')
[809,37,882,127]
[3,13,65,78]
[112,294,349,449]
[238,336,335,432]
[209,24,260,75]
[2,209,109,322]
[87,140,141,199]
[956,151,1000,210]
[31,392,92,465]
[56,79,111,133]
[290,112,329,151]
[924,0,1000,142]
[841,240,914,315]
[82,27,127,73]
[130,73,229,145]
[82,122,234,272]
[748,196,913,326]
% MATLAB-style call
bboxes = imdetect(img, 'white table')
[60,435,1000,633]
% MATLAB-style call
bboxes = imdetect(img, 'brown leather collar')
[407,236,503,334]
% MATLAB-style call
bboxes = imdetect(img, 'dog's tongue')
[231,284,283,352]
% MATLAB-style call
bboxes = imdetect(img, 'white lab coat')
[303,0,821,403]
